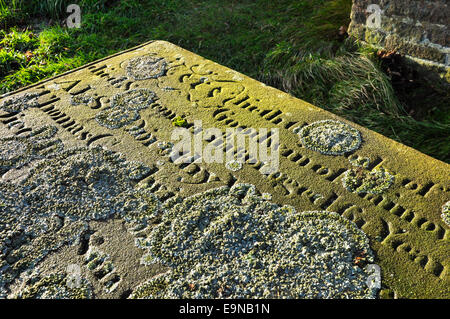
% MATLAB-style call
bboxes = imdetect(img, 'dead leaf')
[25,51,34,62]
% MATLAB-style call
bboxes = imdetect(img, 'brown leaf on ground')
[25,51,34,62]
[337,25,348,41]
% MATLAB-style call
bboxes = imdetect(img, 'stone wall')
[348,0,449,87]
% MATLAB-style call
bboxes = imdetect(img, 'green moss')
[172,116,188,127]
[364,28,385,46]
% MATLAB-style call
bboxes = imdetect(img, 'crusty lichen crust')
[299,120,362,155]
[131,184,378,299]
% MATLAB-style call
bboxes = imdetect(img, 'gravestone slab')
[0,40,448,299]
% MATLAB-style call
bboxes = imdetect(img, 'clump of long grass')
[262,0,449,162]
[264,43,450,162]
[265,42,403,116]
[0,0,116,27]
[0,0,19,27]
[28,0,73,20]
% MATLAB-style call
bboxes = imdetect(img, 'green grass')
[0,0,448,162]
[261,0,449,163]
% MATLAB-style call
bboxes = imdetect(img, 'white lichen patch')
[46,83,60,91]
[0,198,89,297]
[349,157,370,169]
[299,120,362,155]
[157,141,174,156]
[0,93,39,113]
[96,108,140,129]
[292,126,302,134]
[129,272,168,299]
[0,133,160,294]
[126,55,167,80]
[131,184,378,299]
[96,89,157,129]
[15,273,92,299]
[70,94,95,106]
[261,192,272,200]
[126,161,153,181]
[225,159,243,172]
[442,201,450,226]
[21,146,158,222]
[127,125,146,137]
[0,125,63,174]
[342,166,394,194]
[111,88,157,111]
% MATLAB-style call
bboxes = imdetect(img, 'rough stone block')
[349,0,450,87]
[0,41,448,299]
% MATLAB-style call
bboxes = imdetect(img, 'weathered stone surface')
[349,0,450,87]
[0,41,449,299]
